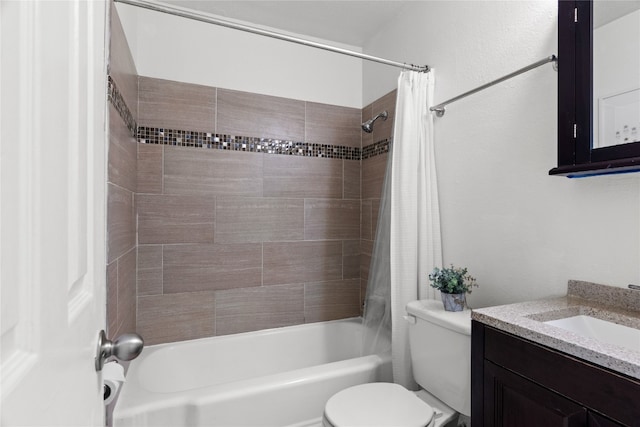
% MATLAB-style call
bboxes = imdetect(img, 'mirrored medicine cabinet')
[551,0,640,177]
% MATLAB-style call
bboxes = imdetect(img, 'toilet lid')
[324,383,434,427]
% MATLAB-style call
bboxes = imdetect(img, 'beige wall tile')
[107,261,118,335]
[137,245,162,296]
[305,102,361,148]
[344,160,361,199]
[107,183,135,263]
[263,155,342,198]
[361,104,373,148]
[360,254,371,285]
[215,196,303,243]
[137,291,215,345]
[360,239,374,284]
[372,90,396,143]
[360,278,368,313]
[137,194,215,244]
[109,3,138,121]
[137,144,163,194]
[361,199,373,241]
[163,243,262,293]
[217,89,305,141]
[164,146,263,196]
[117,248,137,335]
[362,153,388,200]
[360,239,374,258]
[371,199,381,239]
[304,279,361,323]
[215,284,304,335]
[304,199,360,240]
[108,105,137,192]
[343,240,360,280]
[343,239,360,256]
[138,76,215,132]
[263,241,342,286]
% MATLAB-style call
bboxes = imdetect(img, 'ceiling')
[148,1,640,49]
[160,1,409,47]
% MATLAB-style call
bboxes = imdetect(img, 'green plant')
[428,265,478,294]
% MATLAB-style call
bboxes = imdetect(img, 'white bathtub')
[113,318,391,427]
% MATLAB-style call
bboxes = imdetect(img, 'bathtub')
[113,318,391,427]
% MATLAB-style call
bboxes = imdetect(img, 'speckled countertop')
[471,280,640,380]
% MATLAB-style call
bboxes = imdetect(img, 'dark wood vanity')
[472,321,640,426]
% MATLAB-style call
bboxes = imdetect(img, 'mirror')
[551,0,640,177]
[593,1,640,149]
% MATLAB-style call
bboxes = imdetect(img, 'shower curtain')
[362,69,442,388]
[390,69,442,389]
[361,141,393,357]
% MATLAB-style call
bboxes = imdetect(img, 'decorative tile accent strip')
[362,139,391,160]
[107,73,390,160]
[137,126,365,160]
[108,75,137,138]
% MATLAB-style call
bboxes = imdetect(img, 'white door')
[1,0,108,425]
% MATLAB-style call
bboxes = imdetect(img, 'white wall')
[115,3,362,108]
[363,1,640,308]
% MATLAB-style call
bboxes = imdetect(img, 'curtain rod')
[430,55,557,117]
[114,0,430,73]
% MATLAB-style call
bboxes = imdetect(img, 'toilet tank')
[406,299,471,416]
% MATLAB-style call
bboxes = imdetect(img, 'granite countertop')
[471,280,640,380]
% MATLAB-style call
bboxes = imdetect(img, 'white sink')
[544,315,640,352]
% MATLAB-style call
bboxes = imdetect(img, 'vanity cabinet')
[472,321,640,427]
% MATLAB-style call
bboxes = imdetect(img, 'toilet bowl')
[322,300,471,427]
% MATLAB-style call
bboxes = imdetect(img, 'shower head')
[362,110,388,133]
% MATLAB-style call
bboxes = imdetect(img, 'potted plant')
[428,265,478,312]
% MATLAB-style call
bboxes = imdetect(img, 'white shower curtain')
[390,70,443,389]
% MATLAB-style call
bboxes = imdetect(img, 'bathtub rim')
[113,317,392,423]
[142,316,364,352]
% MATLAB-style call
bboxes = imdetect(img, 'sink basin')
[544,315,640,352]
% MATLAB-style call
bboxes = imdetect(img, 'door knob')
[95,330,144,371]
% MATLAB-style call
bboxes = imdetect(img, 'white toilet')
[322,299,471,427]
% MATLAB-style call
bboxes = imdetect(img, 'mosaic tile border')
[108,76,137,138]
[107,74,390,160]
[138,126,370,160]
[362,139,391,160]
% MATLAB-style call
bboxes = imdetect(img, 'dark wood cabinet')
[484,362,587,426]
[550,0,640,177]
[588,412,625,427]
[472,321,640,427]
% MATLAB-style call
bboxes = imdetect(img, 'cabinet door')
[484,361,587,427]
[588,412,624,427]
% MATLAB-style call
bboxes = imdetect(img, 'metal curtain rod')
[114,0,430,73]
[430,55,557,117]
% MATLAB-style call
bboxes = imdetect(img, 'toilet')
[322,299,471,427]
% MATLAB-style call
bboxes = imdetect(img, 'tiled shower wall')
[106,2,138,338]
[106,3,395,345]
[135,77,372,344]
[360,91,396,308]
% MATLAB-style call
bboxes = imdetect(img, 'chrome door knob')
[95,330,144,371]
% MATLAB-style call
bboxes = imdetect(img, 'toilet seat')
[323,383,434,427]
